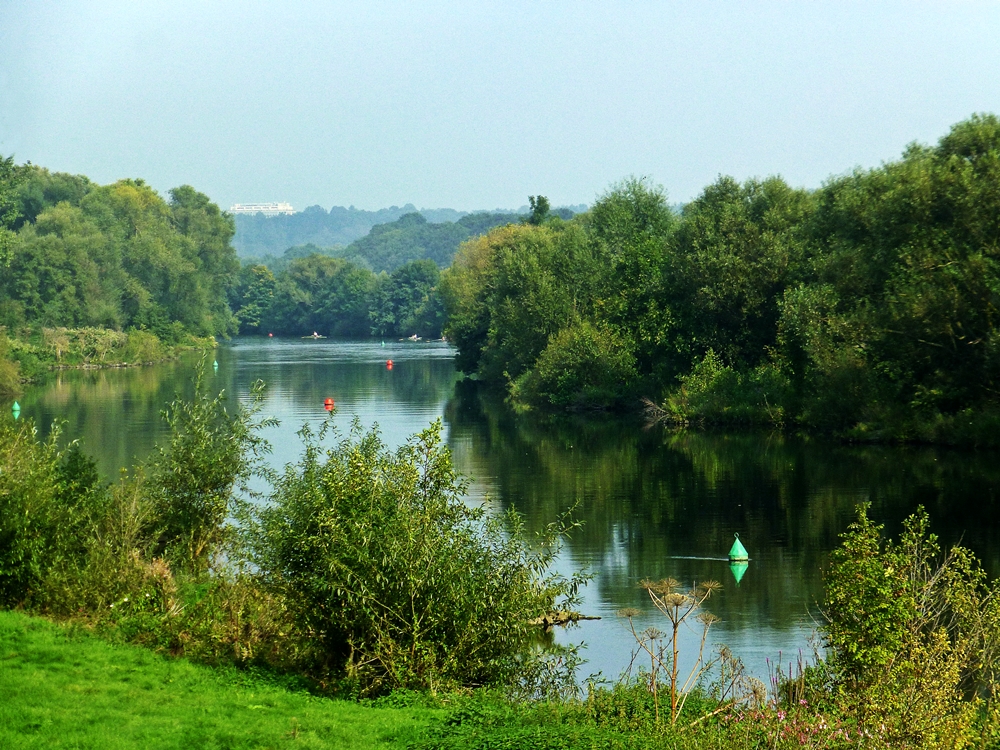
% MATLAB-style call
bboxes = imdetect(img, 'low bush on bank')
[248,419,581,694]
[0,332,19,396]
[662,349,792,426]
[511,321,638,410]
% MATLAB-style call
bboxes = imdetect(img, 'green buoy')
[213,360,219,371]
[728,533,749,585]
[728,533,748,562]
[730,560,748,586]
[11,401,20,420]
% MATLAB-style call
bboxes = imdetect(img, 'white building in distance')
[228,202,295,216]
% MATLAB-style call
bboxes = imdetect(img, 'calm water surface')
[15,338,1000,681]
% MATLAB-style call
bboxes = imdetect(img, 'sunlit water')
[15,338,1000,683]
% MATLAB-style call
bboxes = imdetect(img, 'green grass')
[0,610,441,749]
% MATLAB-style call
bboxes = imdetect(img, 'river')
[14,338,1000,682]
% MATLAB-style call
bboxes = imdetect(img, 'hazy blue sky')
[3,1,1000,212]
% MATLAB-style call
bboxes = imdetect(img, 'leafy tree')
[12,165,92,229]
[341,211,511,273]
[169,186,240,336]
[149,372,273,573]
[0,154,25,267]
[587,178,676,378]
[824,506,998,747]
[259,254,376,337]
[670,176,814,371]
[0,161,242,344]
[527,195,550,225]
[312,259,377,336]
[3,203,117,328]
[230,264,277,333]
[370,259,443,338]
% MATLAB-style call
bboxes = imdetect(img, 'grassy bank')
[0,610,440,749]
[0,325,215,396]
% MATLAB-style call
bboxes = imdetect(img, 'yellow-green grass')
[0,610,440,749]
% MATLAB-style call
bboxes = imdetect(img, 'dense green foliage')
[230,255,446,338]
[823,506,1000,747]
[227,211,522,338]
[247,242,346,275]
[0,372,269,609]
[6,375,1000,746]
[339,211,517,273]
[0,377,581,697]
[0,165,240,338]
[249,419,575,694]
[0,161,242,391]
[443,116,1000,444]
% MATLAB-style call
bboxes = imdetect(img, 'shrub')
[122,329,165,363]
[824,505,1000,748]
[664,349,791,425]
[0,419,65,605]
[0,418,108,607]
[249,418,579,694]
[149,369,274,573]
[513,322,638,409]
[37,467,162,619]
[0,331,20,396]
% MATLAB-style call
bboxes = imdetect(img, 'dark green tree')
[527,195,551,225]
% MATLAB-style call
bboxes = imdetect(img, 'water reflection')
[19,357,202,476]
[18,338,458,477]
[14,340,1000,682]
[444,382,1000,679]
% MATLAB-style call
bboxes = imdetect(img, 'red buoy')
[324,397,334,411]
[386,359,393,370]
[268,332,273,337]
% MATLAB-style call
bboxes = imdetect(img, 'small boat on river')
[302,332,326,339]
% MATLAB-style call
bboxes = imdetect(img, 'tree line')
[5,115,1000,443]
[441,115,1000,444]
[0,162,246,392]
[0,163,239,341]
[230,255,448,339]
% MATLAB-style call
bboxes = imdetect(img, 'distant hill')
[338,212,518,272]
[233,204,422,257]
[232,203,588,259]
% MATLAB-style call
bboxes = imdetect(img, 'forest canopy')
[0,165,240,341]
[441,115,1000,444]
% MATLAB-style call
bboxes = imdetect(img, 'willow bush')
[247,418,581,695]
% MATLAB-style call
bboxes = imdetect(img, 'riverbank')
[0,326,216,396]
[646,388,1000,450]
[0,610,440,749]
